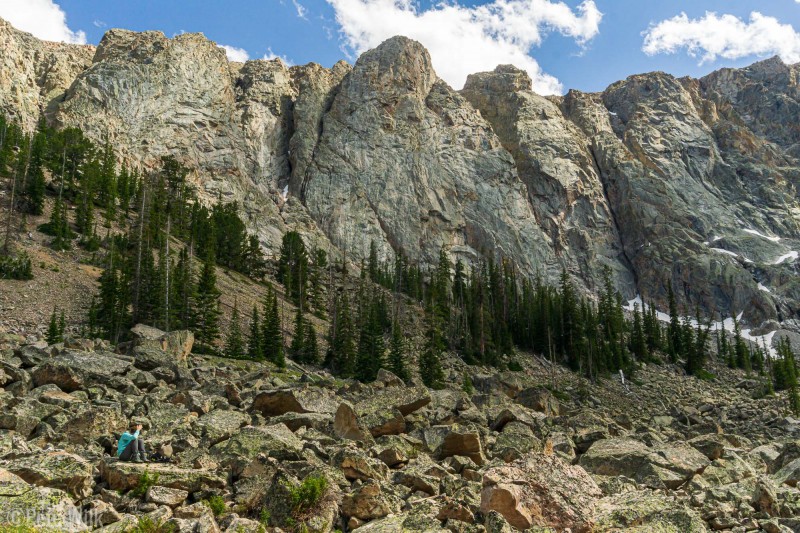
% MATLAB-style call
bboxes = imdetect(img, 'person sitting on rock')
[117,422,148,462]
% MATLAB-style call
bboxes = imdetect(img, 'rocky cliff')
[2,19,799,326]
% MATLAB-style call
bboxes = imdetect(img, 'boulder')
[131,324,194,361]
[516,387,559,416]
[481,452,601,532]
[32,350,132,392]
[0,468,89,531]
[334,401,371,442]
[593,490,706,532]
[341,479,400,520]
[775,457,800,487]
[579,438,709,489]
[194,409,251,446]
[99,459,225,493]
[210,424,304,463]
[251,387,337,417]
[146,486,189,508]
[5,451,94,500]
[439,428,486,465]
[355,386,431,417]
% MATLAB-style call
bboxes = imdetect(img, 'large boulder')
[5,451,94,500]
[579,438,709,489]
[0,468,89,531]
[210,424,304,463]
[251,387,338,417]
[32,350,133,392]
[341,479,401,521]
[593,490,706,532]
[334,401,371,442]
[131,324,194,363]
[515,387,560,416]
[99,459,225,493]
[481,452,601,531]
[439,428,486,466]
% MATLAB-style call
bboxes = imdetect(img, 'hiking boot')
[132,454,143,463]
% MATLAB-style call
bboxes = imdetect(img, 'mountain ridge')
[1,18,799,329]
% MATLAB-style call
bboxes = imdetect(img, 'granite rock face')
[1,17,799,323]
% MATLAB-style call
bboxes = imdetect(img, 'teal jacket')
[117,430,140,456]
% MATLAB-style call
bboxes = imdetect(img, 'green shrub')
[204,494,226,517]
[461,373,474,395]
[259,508,271,527]
[694,369,716,381]
[0,252,33,280]
[285,475,329,516]
[507,360,523,372]
[130,516,175,533]
[0,521,40,533]
[130,470,160,499]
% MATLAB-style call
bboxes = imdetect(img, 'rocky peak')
[344,36,437,104]
[463,64,532,95]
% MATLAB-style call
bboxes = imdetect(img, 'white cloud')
[0,0,86,44]
[327,0,602,94]
[292,0,308,19]
[93,19,106,28]
[220,44,250,62]
[642,11,800,64]
[264,48,294,66]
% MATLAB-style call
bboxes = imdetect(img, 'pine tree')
[247,306,264,361]
[630,303,648,362]
[733,314,751,373]
[262,287,285,368]
[290,305,307,362]
[46,308,62,344]
[419,313,446,389]
[304,323,319,364]
[225,301,246,359]
[667,281,681,362]
[192,252,221,347]
[277,231,308,306]
[388,320,410,382]
[328,293,356,377]
[47,196,72,250]
[356,297,385,383]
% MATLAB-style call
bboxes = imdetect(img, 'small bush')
[259,508,271,527]
[204,494,226,517]
[130,516,175,533]
[0,520,40,533]
[285,475,329,516]
[507,360,523,372]
[0,252,33,280]
[130,470,160,499]
[694,369,716,381]
[461,373,474,395]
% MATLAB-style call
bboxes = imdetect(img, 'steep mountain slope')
[1,18,799,327]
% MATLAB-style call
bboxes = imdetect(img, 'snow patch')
[281,185,289,201]
[608,111,618,116]
[624,296,778,357]
[743,228,781,242]
[757,283,771,294]
[773,251,798,265]
[711,248,738,258]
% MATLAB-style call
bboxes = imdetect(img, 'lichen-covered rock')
[593,490,706,532]
[0,468,89,531]
[251,387,338,417]
[481,452,601,532]
[99,459,225,493]
[5,451,94,500]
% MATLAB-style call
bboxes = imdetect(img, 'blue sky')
[6,0,800,93]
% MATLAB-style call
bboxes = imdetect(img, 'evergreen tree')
[47,308,62,344]
[667,281,681,362]
[290,305,307,362]
[47,196,72,250]
[247,306,264,361]
[262,287,285,367]
[356,296,385,383]
[277,231,308,306]
[733,314,751,373]
[304,323,319,364]
[388,320,410,382]
[419,313,446,389]
[328,293,356,377]
[192,252,221,347]
[225,300,246,359]
[630,303,648,362]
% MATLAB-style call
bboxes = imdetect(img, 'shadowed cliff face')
[2,18,799,325]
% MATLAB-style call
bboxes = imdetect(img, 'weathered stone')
[481,452,601,532]
[0,468,89,531]
[251,387,337,417]
[99,459,225,493]
[334,401,371,442]
[341,479,400,521]
[5,451,94,500]
[146,486,189,508]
